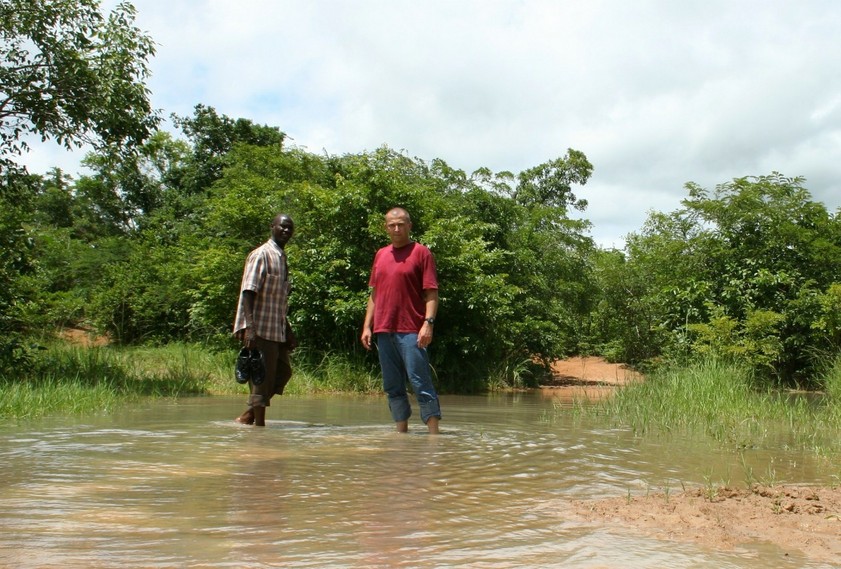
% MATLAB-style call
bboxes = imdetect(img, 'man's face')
[385,211,411,247]
[271,216,294,247]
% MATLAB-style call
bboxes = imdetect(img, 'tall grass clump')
[0,342,224,419]
[602,358,757,431]
[0,376,125,419]
[486,357,540,392]
[590,357,838,452]
[818,355,841,424]
[287,348,381,394]
[114,342,233,395]
[0,346,132,419]
[822,356,841,400]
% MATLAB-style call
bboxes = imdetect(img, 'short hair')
[385,207,411,222]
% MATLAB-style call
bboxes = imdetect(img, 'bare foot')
[235,409,254,425]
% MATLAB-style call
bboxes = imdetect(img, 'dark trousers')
[248,336,292,408]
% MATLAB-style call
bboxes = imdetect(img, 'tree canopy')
[0,0,158,370]
[590,173,841,386]
[0,0,158,171]
[4,3,841,393]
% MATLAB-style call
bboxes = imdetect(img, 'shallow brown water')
[0,393,836,568]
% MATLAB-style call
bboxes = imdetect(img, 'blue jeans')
[376,333,441,424]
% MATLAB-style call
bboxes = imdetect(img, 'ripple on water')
[0,394,834,568]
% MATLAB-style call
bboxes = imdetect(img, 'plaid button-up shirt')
[233,239,290,343]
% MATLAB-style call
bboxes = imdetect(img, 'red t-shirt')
[369,242,438,333]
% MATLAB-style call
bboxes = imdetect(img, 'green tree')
[513,148,592,211]
[0,172,40,368]
[0,0,158,372]
[585,248,665,365]
[613,173,841,385]
[0,0,158,169]
[172,104,287,195]
[73,131,192,234]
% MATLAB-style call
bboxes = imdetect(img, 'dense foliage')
[78,130,597,390]
[590,174,841,387]
[3,2,841,393]
[0,0,158,166]
[4,99,599,390]
[1,0,158,372]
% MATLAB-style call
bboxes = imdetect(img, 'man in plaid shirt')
[233,213,297,426]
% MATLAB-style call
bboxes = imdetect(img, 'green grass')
[0,343,216,419]
[583,356,841,455]
[0,375,125,418]
[286,347,381,394]
[0,340,383,419]
[822,356,841,411]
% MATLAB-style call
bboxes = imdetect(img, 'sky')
[21,0,841,248]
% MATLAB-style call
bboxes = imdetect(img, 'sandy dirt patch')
[561,484,841,564]
[544,356,642,387]
[538,356,642,401]
[59,327,109,347]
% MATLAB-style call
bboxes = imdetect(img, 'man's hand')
[362,294,375,351]
[286,323,298,351]
[361,328,373,350]
[236,327,257,348]
[417,321,433,349]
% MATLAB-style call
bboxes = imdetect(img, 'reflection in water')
[0,394,835,568]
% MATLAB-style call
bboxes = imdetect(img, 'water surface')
[0,393,835,568]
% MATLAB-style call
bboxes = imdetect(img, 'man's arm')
[418,288,438,348]
[235,290,257,347]
[361,289,376,350]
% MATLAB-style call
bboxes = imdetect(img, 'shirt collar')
[266,239,285,255]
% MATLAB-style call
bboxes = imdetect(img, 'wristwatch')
[425,317,435,325]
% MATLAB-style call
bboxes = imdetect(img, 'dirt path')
[60,327,109,347]
[544,357,841,563]
[537,356,643,402]
[545,356,642,387]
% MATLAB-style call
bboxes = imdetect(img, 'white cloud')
[19,0,841,248]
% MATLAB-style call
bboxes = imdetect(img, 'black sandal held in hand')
[248,349,266,385]
[235,348,266,385]
[235,347,252,384]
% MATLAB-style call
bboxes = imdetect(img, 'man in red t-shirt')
[361,207,442,434]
